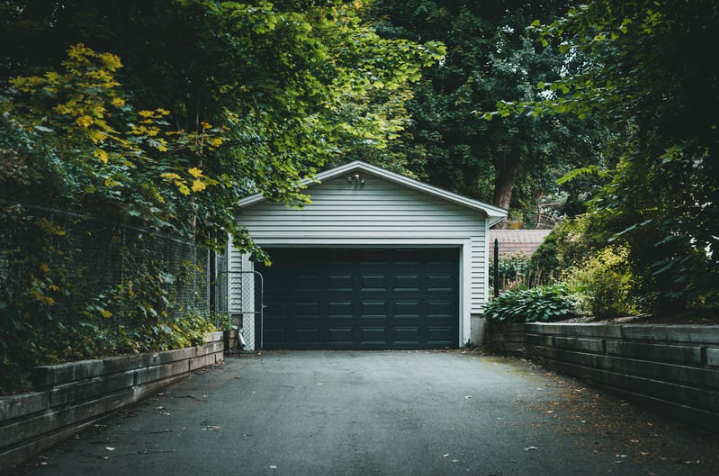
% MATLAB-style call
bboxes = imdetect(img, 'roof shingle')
[489,229,552,256]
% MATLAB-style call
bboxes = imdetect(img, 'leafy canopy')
[492,0,719,311]
[1,0,445,258]
[367,0,609,225]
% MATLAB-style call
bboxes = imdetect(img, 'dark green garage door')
[258,248,459,350]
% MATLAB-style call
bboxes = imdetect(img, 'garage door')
[258,248,459,350]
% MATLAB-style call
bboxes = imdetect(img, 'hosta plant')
[484,283,579,324]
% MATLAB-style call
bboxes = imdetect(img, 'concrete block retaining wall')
[485,322,527,354]
[0,332,224,471]
[488,322,719,434]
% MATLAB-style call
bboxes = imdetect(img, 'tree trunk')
[493,152,520,229]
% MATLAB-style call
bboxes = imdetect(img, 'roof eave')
[238,161,508,222]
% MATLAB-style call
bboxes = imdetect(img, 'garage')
[230,160,506,351]
[258,248,459,349]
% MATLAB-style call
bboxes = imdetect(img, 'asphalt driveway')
[11,350,719,476]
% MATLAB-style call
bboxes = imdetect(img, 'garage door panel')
[359,300,387,317]
[295,274,320,290]
[427,274,453,291]
[394,301,420,317]
[395,327,420,343]
[328,301,353,318]
[427,327,454,345]
[264,302,286,319]
[295,302,320,318]
[328,328,353,345]
[428,300,455,315]
[358,248,389,262]
[260,248,459,350]
[361,274,387,290]
[263,328,287,345]
[360,327,387,344]
[395,274,420,290]
[295,328,321,343]
[328,275,352,290]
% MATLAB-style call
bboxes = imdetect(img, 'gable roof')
[490,229,552,256]
[238,160,508,227]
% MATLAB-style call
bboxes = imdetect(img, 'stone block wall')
[0,332,224,471]
[485,322,526,353]
[490,322,719,434]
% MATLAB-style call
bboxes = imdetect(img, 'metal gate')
[214,270,264,352]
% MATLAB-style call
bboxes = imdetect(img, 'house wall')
[227,241,244,315]
[234,172,490,345]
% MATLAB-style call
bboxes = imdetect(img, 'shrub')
[530,215,608,282]
[528,232,560,285]
[564,245,641,319]
[484,283,579,324]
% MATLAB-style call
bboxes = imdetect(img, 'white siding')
[227,240,243,314]
[240,172,490,314]
[243,175,485,237]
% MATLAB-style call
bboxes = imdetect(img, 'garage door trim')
[255,243,470,349]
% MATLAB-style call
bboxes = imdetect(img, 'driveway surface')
[10,350,719,476]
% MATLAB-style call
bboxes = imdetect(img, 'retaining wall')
[488,322,719,434]
[0,332,224,471]
[485,322,526,353]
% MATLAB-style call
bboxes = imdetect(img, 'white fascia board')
[237,160,508,224]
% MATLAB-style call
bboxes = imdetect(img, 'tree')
[368,0,608,226]
[1,0,444,254]
[497,0,719,311]
[0,1,446,385]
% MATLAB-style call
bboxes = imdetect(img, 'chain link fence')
[214,270,263,353]
[0,204,214,390]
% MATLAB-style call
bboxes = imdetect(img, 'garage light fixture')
[347,173,365,185]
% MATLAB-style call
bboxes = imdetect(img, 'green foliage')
[491,1,719,313]
[1,0,444,257]
[484,283,578,324]
[564,246,642,319]
[490,252,548,291]
[213,312,233,332]
[528,232,560,285]
[0,206,215,394]
[1,0,447,391]
[530,216,604,279]
[493,253,532,289]
[369,0,610,218]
